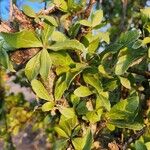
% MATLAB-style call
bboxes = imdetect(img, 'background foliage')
[0,0,150,150]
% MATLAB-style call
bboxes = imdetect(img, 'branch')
[38,5,56,15]
[127,67,150,79]
[120,0,128,31]
[122,127,146,150]
[84,0,96,19]
[13,4,34,30]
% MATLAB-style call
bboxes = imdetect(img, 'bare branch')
[122,127,146,150]
[38,5,56,15]
[84,0,96,19]
[127,67,150,79]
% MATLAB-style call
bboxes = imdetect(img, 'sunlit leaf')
[22,5,36,18]
[40,49,52,80]
[1,30,42,49]
[74,86,92,97]
[42,101,55,112]
[31,79,52,100]
[25,52,41,81]
[48,40,85,52]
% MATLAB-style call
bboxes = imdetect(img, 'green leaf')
[25,52,41,81]
[83,73,103,94]
[76,101,88,115]
[53,139,68,150]
[59,115,78,137]
[39,15,58,27]
[109,120,144,130]
[142,37,150,45]
[31,79,52,101]
[0,49,14,71]
[135,141,147,150]
[42,101,55,112]
[145,142,150,150]
[72,138,84,150]
[108,92,139,121]
[42,23,54,45]
[51,31,66,41]
[91,10,103,27]
[97,92,111,111]
[132,40,142,49]
[68,23,80,38]
[53,0,68,12]
[88,38,99,53]
[74,86,92,97]
[83,130,93,150]
[86,111,101,123]
[55,71,82,100]
[141,7,150,18]
[48,40,85,52]
[119,76,131,89]
[97,32,110,44]
[115,47,145,75]
[22,5,36,18]
[79,20,92,27]
[49,51,74,66]
[40,49,52,80]
[118,30,140,46]
[1,30,42,49]
[59,107,76,119]
[54,126,69,138]
[54,74,67,100]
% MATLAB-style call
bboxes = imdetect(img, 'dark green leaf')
[76,101,88,115]
[83,130,93,150]
[108,92,139,121]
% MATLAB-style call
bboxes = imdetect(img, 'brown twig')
[38,5,56,15]
[127,67,150,79]
[122,127,146,150]
[13,4,34,30]
[84,0,96,19]
[120,0,128,31]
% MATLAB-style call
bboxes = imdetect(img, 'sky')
[0,0,45,20]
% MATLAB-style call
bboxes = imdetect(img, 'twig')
[122,127,146,150]
[120,0,128,31]
[9,0,13,21]
[38,5,56,15]
[127,67,150,79]
[84,0,96,19]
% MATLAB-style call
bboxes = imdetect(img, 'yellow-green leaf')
[31,79,51,101]
[119,76,131,89]
[74,86,92,97]
[25,52,41,81]
[1,30,42,49]
[42,102,55,112]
